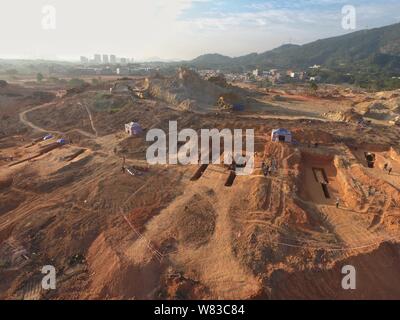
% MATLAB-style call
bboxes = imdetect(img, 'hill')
[187,23,400,72]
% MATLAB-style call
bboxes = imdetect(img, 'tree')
[68,78,85,88]
[36,73,44,82]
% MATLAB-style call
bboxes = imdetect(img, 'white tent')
[271,128,292,143]
[125,122,143,136]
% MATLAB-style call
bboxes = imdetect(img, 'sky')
[0,0,400,61]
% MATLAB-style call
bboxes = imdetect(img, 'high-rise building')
[94,54,101,64]
[110,55,117,64]
[80,56,89,64]
[102,54,109,64]
[120,57,127,64]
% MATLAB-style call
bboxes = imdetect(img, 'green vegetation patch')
[93,93,126,112]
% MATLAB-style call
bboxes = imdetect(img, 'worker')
[263,165,270,177]
[384,163,388,171]
[271,158,277,172]
[368,186,374,197]
[388,167,393,175]
[336,198,340,209]
[121,156,126,173]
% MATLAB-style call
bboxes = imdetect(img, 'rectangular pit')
[225,171,237,187]
[190,164,209,181]
[312,167,330,199]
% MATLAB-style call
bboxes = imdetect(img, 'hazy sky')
[1,0,400,61]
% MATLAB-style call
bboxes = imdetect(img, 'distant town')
[49,54,325,86]
[198,65,322,85]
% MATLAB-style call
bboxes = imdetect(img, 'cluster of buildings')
[198,69,221,78]
[48,63,156,77]
[198,65,323,85]
[74,66,154,76]
[249,67,319,84]
[80,54,134,65]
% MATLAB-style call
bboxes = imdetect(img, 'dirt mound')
[322,108,363,123]
[159,268,210,299]
[358,97,400,121]
[291,128,335,144]
[174,193,216,247]
[86,233,163,299]
[207,74,228,88]
[146,68,243,111]
[177,99,196,111]
[14,156,94,194]
[375,90,400,100]
[269,242,400,299]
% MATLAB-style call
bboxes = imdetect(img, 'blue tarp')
[43,134,53,141]
[127,122,143,135]
[232,104,245,111]
[272,128,291,135]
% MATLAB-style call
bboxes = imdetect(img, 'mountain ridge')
[186,22,400,71]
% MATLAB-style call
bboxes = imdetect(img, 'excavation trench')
[9,143,62,167]
[225,171,237,187]
[364,152,376,168]
[298,152,341,205]
[312,167,330,199]
[191,164,209,181]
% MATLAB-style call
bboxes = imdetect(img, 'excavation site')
[1,68,400,301]
[2,4,400,304]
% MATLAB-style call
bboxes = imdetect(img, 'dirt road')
[19,101,97,139]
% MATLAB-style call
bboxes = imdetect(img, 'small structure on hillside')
[125,122,143,136]
[271,128,292,143]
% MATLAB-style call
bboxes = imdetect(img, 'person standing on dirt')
[121,156,126,173]
[388,167,393,175]
[368,186,375,197]
[271,158,277,173]
[384,163,388,171]
[336,198,340,209]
